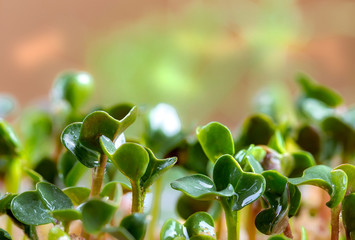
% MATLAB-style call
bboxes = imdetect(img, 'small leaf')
[296,125,321,158]
[298,98,333,121]
[196,122,235,163]
[161,219,186,240]
[297,73,342,107]
[111,143,149,181]
[100,181,122,204]
[0,193,16,213]
[0,119,21,157]
[177,195,212,220]
[171,174,234,200]
[48,226,70,240]
[140,147,177,189]
[11,191,55,225]
[52,71,94,109]
[120,213,148,240]
[268,130,286,154]
[213,154,265,211]
[63,186,90,205]
[342,193,355,239]
[288,151,315,178]
[51,209,82,222]
[235,114,274,151]
[184,212,216,238]
[61,123,100,168]
[335,164,355,194]
[288,165,347,208]
[81,199,117,234]
[36,182,73,211]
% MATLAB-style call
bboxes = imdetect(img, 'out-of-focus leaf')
[177,195,212,220]
[120,213,148,240]
[268,130,286,154]
[0,94,16,118]
[0,120,21,157]
[81,199,117,234]
[34,158,57,183]
[0,228,11,240]
[196,122,234,163]
[100,181,122,204]
[24,168,43,184]
[51,209,82,222]
[63,186,90,206]
[288,151,315,178]
[48,226,70,240]
[342,193,355,239]
[296,125,321,159]
[298,98,333,121]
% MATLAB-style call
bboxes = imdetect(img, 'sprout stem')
[132,181,143,213]
[221,199,239,240]
[331,204,341,240]
[90,154,107,197]
[146,176,163,239]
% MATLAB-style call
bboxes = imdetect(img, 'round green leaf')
[61,123,100,168]
[82,199,117,234]
[171,174,234,200]
[11,191,55,225]
[111,143,149,181]
[196,122,235,163]
[63,186,90,205]
[120,213,148,240]
[161,219,186,240]
[335,164,355,194]
[52,71,94,109]
[37,182,73,211]
[184,212,216,239]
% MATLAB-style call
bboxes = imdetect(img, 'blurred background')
[1,0,355,128]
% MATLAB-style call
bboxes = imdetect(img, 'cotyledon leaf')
[184,212,216,238]
[171,174,234,201]
[37,182,73,211]
[335,164,355,194]
[288,165,347,208]
[160,219,187,240]
[63,186,90,206]
[196,122,235,163]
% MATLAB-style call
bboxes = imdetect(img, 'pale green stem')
[131,181,143,213]
[146,176,164,239]
[90,154,107,197]
[221,199,239,240]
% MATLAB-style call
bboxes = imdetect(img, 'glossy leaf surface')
[288,165,347,208]
[196,122,234,163]
[213,154,265,211]
[61,123,100,168]
[11,191,55,225]
[82,199,117,234]
[171,174,234,200]
[184,212,216,238]
[37,182,73,211]
[160,219,186,240]
[335,164,355,194]
[255,171,300,235]
[140,147,177,189]
[120,213,148,240]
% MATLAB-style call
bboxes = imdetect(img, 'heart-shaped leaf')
[144,103,184,157]
[171,174,234,200]
[255,171,300,235]
[140,147,177,189]
[37,182,73,211]
[297,73,342,107]
[288,165,347,208]
[0,119,21,157]
[342,193,355,238]
[196,122,235,163]
[108,142,149,182]
[81,199,117,234]
[335,164,355,194]
[213,154,265,211]
[160,219,186,240]
[61,123,100,168]
[120,213,148,240]
[52,71,94,109]
[235,114,275,151]
[48,226,70,240]
[11,191,55,225]
[184,212,216,239]
[63,186,90,205]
